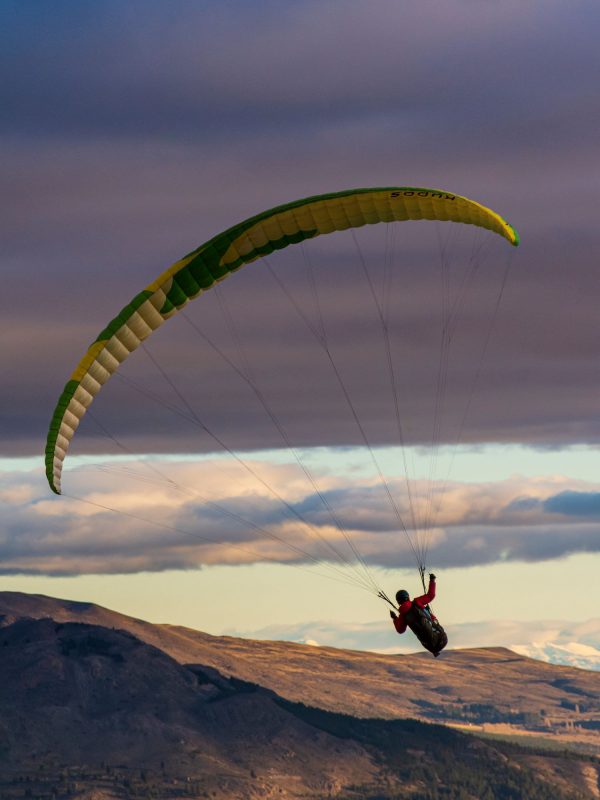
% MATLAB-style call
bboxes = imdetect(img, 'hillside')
[0,610,597,799]
[0,617,378,798]
[1,591,597,753]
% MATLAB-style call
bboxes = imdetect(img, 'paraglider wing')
[45,187,519,494]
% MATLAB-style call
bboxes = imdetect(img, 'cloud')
[506,490,600,520]
[5,213,600,460]
[2,457,600,576]
[544,490,600,517]
[3,1,600,157]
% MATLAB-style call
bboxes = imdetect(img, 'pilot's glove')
[429,573,437,581]
[389,610,397,619]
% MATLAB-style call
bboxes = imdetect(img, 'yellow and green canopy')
[45,186,519,494]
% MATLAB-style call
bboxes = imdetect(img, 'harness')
[403,601,448,655]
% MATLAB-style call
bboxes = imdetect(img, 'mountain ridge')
[1,591,598,736]
[0,601,598,799]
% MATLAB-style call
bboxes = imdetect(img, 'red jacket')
[393,578,437,634]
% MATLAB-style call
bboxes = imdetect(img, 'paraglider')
[45,186,518,496]
[45,186,519,653]
[389,574,448,657]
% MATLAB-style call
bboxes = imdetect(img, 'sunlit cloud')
[2,454,599,577]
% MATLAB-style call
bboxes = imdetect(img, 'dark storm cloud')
[3,1,600,155]
[2,0,600,464]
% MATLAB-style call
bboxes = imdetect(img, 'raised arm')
[417,574,436,605]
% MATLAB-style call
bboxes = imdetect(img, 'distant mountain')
[508,619,600,671]
[0,591,598,799]
[242,616,600,672]
[513,640,600,671]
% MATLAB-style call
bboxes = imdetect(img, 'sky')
[2,1,599,665]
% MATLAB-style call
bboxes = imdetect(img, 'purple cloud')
[2,0,600,512]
